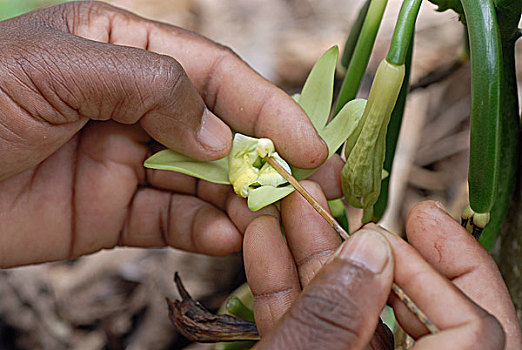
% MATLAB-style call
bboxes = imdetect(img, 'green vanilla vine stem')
[340,0,371,69]
[264,155,439,334]
[334,0,387,115]
[386,0,422,65]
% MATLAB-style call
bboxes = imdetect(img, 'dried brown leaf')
[167,273,259,343]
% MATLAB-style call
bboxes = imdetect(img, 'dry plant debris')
[167,273,259,343]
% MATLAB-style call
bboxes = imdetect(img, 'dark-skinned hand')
[244,184,521,350]
[0,1,347,267]
[3,4,518,349]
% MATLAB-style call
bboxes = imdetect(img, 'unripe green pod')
[461,0,502,214]
[342,59,405,211]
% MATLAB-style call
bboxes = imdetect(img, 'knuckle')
[161,55,185,84]
[0,46,81,125]
[201,48,236,110]
[52,1,117,34]
[146,54,206,119]
[212,42,240,61]
[151,55,186,97]
[59,0,111,15]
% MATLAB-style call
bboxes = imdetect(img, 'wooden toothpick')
[264,156,439,334]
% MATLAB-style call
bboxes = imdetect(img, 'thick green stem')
[341,0,371,69]
[334,0,387,115]
[386,0,422,65]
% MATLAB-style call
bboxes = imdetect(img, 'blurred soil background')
[0,0,520,349]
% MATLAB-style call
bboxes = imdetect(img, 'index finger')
[281,181,341,286]
[67,1,327,169]
[405,201,521,349]
[364,224,505,350]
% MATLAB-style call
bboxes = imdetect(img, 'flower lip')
[228,134,291,198]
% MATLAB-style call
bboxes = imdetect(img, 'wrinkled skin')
[245,192,521,350]
[2,3,518,349]
[0,1,343,267]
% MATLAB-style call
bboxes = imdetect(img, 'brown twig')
[265,156,440,334]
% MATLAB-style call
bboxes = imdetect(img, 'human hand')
[0,1,339,267]
[244,186,520,349]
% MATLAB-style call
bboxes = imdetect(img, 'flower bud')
[341,59,405,214]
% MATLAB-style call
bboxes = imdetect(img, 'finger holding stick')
[264,155,438,333]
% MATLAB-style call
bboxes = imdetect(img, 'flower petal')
[247,185,295,211]
[298,46,339,130]
[144,150,230,184]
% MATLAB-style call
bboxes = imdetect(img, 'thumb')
[256,229,394,350]
[0,20,231,178]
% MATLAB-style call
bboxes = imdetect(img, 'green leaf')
[427,0,463,15]
[334,0,387,115]
[320,99,366,156]
[144,150,230,184]
[247,185,295,211]
[292,99,366,180]
[298,46,339,130]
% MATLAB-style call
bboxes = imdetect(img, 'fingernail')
[337,230,391,274]
[198,109,232,151]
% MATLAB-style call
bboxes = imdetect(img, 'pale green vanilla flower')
[144,46,365,212]
[342,59,405,220]
[228,134,291,198]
